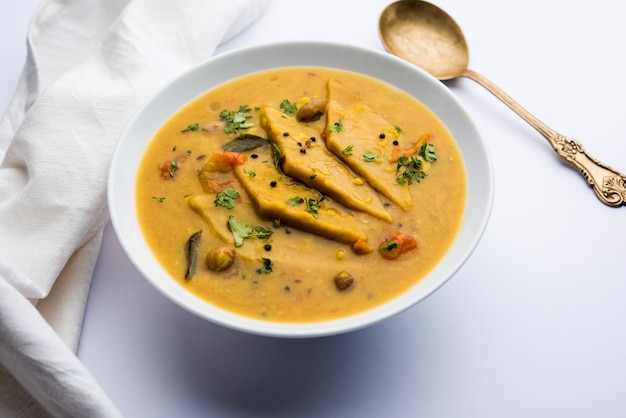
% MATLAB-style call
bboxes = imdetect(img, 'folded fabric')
[0,0,269,416]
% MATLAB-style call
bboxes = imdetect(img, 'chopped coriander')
[287,196,304,206]
[310,168,317,180]
[214,187,240,209]
[342,145,354,155]
[397,154,411,167]
[395,125,402,133]
[379,240,399,252]
[280,99,297,114]
[272,219,291,234]
[244,168,256,177]
[394,143,437,185]
[305,196,326,219]
[172,146,177,151]
[396,154,427,185]
[227,215,273,247]
[220,105,254,134]
[258,258,273,274]
[362,152,379,162]
[152,196,165,202]
[329,119,343,133]
[272,143,282,170]
[181,123,199,133]
[420,143,438,162]
[168,160,178,177]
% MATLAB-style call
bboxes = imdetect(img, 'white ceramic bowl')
[108,41,494,338]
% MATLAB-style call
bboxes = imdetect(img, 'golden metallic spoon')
[379,0,626,207]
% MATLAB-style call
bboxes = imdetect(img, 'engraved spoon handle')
[462,69,626,207]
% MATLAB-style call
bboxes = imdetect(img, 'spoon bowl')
[379,0,626,207]
[379,0,468,80]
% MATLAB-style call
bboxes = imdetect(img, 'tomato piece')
[158,158,183,180]
[352,239,373,255]
[378,230,417,260]
[389,133,430,163]
[204,151,248,172]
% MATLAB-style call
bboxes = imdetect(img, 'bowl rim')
[107,40,494,338]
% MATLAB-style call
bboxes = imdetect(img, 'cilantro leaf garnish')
[342,145,354,155]
[394,143,438,185]
[214,187,240,209]
[362,152,379,162]
[420,143,438,162]
[280,99,297,114]
[181,123,199,133]
[330,119,343,133]
[168,160,178,177]
[396,154,426,185]
[258,258,273,274]
[272,143,282,171]
[220,105,254,134]
[227,215,273,247]
[379,241,399,252]
[287,196,304,206]
[305,196,326,219]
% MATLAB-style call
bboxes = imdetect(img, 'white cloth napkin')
[0,0,269,415]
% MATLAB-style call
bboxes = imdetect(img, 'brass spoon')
[379,0,626,207]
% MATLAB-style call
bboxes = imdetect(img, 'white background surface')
[3,0,626,416]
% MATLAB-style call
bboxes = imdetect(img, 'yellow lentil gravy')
[136,67,466,322]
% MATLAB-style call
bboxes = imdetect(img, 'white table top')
[3,0,626,416]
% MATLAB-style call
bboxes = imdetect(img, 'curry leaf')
[184,230,202,280]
